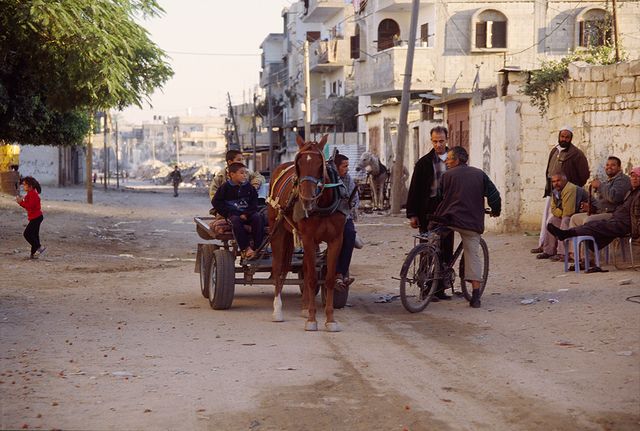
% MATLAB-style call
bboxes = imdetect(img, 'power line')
[166,50,259,57]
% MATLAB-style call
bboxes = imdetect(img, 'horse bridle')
[295,144,329,205]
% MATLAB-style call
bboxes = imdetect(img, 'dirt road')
[1,186,638,430]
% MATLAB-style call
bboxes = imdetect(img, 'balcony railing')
[355,46,436,96]
[309,39,349,72]
[304,0,345,23]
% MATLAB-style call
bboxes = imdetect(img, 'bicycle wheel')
[459,237,489,301]
[399,243,440,313]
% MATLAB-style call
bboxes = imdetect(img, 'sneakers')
[35,246,47,257]
[470,289,481,308]
[536,252,552,259]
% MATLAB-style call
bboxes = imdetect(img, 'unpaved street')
[1,186,639,430]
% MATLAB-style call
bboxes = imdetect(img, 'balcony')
[303,0,345,23]
[376,0,422,13]
[309,39,349,72]
[354,46,436,97]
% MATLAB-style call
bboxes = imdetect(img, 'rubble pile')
[132,160,172,181]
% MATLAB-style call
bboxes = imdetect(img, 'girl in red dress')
[16,176,46,259]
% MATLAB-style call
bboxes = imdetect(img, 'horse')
[356,152,389,210]
[267,134,347,332]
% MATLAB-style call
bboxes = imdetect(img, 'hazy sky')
[121,0,293,124]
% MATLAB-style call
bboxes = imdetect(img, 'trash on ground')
[520,298,536,305]
[618,279,632,286]
[374,294,400,303]
[616,350,633,356]
[548,298,559,304]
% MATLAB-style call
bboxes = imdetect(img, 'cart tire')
[199,245,214,298]
[297,269,321,297]
[332,285,349,309]
[208,249,235,310]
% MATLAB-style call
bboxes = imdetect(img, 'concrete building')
[351,0,640,162]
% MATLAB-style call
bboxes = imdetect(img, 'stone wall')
[470,59,639,232]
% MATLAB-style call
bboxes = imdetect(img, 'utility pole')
[227,92,241,149]
[175,125,180,165]
[267,84,274,171]
[612,0,620,62]
[115,120,119,189]
[252,93,257,171]
[103,112,108,190]
[303,40,311,141]
[391,0,420,214]
[86,112,94,204]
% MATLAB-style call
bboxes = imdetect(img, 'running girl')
[16,176,46,259]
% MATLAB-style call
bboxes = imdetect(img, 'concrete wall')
[19,145,59,186]
[469,59,640,232]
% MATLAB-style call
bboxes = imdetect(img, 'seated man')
[334,153,359,290]
[548,167,640,250]
[212,163,265,259]
[570,156,631,227]
[433,147,501,308]
[209,150,265,202]
[538,173,586,261]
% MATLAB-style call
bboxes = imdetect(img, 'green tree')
[0,0,173,201]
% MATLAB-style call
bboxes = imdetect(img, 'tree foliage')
[521,45,622,116]
[0,0,173,146]
[331,96,358,132]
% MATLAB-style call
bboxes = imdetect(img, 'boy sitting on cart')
[212,163,265,259]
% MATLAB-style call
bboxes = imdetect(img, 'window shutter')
[491,21,506,48]
[475,22,487,48]
[420,23,429,44]
[350,34,360,59]
[579,21,585,46]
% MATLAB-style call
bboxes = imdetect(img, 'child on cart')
[212,163,265,259]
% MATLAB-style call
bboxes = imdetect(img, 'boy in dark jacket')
[213,163,264,258]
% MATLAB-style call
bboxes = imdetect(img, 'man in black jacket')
[405,125,453,300]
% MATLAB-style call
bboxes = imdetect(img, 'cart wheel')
[199,245,214,298]
[208,249,235,310]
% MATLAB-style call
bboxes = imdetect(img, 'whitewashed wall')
[470,60,640,232]
[19,145,59,186]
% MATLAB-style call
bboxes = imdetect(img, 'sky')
[120,0,293,125]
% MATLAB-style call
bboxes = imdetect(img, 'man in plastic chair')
[547,166,640,251]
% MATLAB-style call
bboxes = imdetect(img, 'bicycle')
[399,219,490,313]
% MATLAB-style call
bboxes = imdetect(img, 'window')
[350,24,360,59]
[420,23,430,47]
[377,19,400,51]
[471,9,507,51]
[577,8,611,48]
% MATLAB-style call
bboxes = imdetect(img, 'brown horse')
[267,135,346,331]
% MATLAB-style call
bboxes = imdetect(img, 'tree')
[0,0,174,201]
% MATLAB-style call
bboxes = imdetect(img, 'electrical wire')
[166,50,259,57]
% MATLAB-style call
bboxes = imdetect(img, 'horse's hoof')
[305,321,318,331]
[272,311,284,322]
[325,322,342,332]
[301,309,309,319]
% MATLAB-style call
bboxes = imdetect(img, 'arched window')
[377,19,400,51]
[471,9,507,50]
[576,8,611,48]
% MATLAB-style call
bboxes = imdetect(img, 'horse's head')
[295,134,328,212]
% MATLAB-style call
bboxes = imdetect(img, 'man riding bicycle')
[431,146,501,308]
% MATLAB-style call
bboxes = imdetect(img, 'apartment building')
[351,0,640,161]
